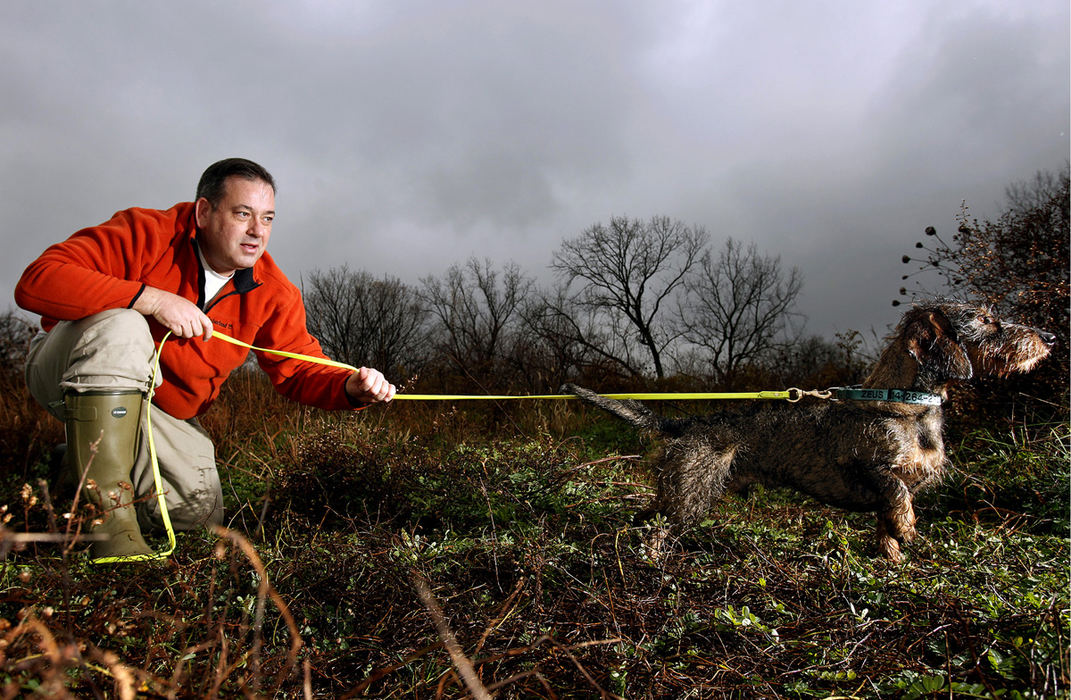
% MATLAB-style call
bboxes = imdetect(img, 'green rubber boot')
[63,390,153,560]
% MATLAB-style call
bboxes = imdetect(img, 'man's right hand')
[133,287,214,340]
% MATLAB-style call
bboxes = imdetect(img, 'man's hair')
[196,158,276,206]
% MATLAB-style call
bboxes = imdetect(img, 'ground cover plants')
[0,370,1066,698]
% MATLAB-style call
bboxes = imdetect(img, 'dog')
[562,300,1055,561]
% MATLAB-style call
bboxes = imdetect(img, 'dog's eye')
[978,315,999,328]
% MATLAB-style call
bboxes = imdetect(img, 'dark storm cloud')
[2,1,1067,340]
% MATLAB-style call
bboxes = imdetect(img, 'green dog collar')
[835,388,942,406]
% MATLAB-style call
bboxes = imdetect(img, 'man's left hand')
[345,367,396,405]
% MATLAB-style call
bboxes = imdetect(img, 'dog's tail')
[560,383,663,432]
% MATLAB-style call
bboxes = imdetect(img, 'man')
[15,158,395,560]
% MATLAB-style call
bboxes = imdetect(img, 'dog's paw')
[642,526,669,562]
[889,505,917,543]
[877,534,903,563]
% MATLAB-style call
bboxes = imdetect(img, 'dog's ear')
[904,309,973,380]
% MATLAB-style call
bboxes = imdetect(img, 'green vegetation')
[0,375,1066,698]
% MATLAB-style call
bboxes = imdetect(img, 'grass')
[0,373,1067,698]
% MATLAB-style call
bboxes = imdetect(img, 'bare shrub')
[901,166,1069,423]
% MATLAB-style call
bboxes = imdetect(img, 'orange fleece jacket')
[15,202,355,419]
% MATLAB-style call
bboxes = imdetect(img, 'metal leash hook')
[785,388,834,403]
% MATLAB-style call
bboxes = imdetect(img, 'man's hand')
[346,367,396,405]
[133,286,214,340]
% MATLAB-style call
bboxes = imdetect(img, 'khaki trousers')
[26,309,223,531]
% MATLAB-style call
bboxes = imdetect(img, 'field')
[0,371,1067,698]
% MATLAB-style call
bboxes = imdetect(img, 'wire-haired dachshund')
[563,300,1055,561]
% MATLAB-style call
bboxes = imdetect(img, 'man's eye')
[235,211,250,219]
[262,216,274,225]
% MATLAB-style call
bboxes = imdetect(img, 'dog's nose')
[1040,331,1057,346]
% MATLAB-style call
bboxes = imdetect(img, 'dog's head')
[898,300,1054,383]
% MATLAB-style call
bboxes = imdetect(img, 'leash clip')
[786,388,833,403]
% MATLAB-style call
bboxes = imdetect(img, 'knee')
[58,310,156,392]
[81,309,153,349]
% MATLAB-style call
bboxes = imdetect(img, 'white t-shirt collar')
[197,244,234,303]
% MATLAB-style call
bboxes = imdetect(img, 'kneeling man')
[15,158,395,560]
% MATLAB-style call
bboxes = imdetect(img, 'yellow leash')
[93,329,807,563]
[391,391,794,400]
[210,331,801,401]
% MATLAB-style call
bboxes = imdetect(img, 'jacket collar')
[232,266,258,293]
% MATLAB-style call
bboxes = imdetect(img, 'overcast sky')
[3,1,1067,342]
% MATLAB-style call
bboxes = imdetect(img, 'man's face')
[195,176,275,276]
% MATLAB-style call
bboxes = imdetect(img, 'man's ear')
[194,197,212,228]
[905,310,972,380]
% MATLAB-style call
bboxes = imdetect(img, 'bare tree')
[551,216,707,379]
[420,258,533,385]
[303,266,428,378]
[678,238,803,383]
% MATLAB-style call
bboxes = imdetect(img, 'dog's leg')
[874,473,917,562]
[641,442,737,558]
[664,444,736,525]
